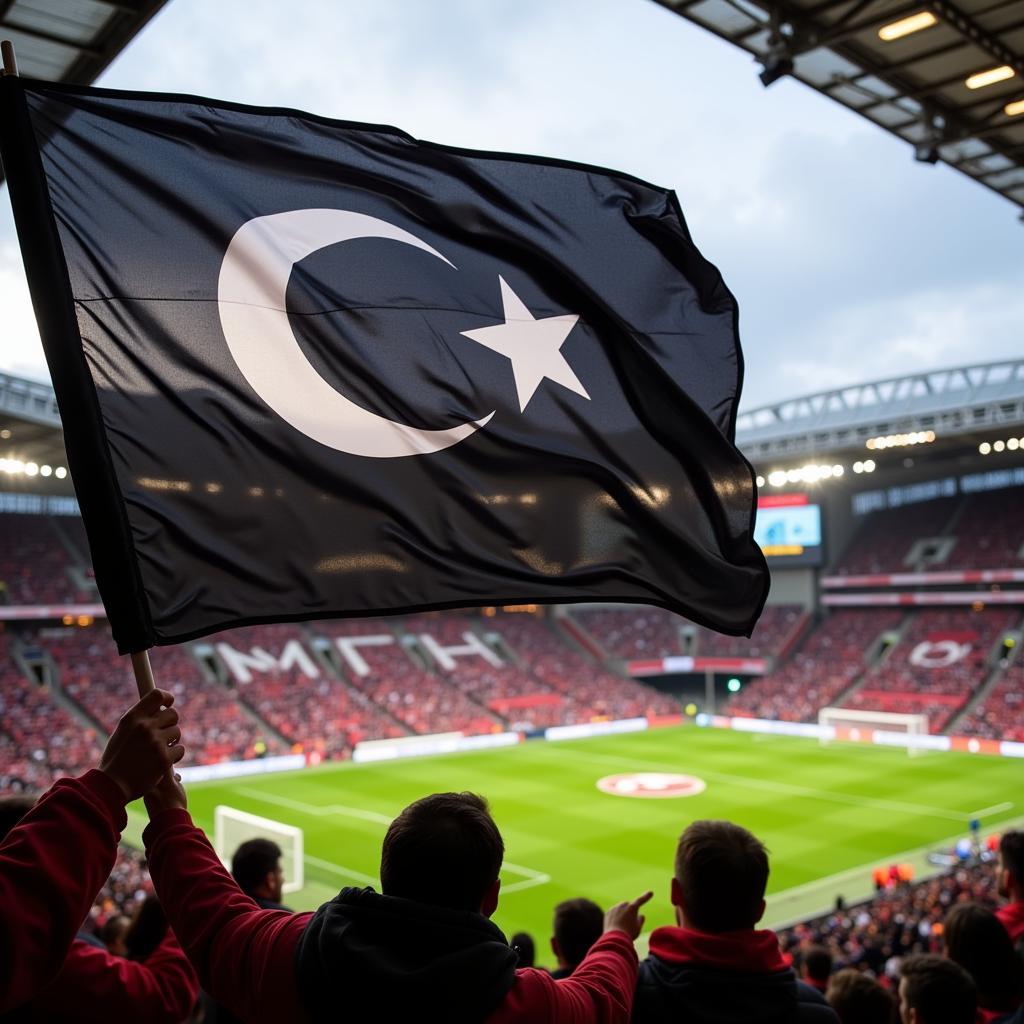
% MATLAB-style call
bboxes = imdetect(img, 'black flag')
[0,77,768,653]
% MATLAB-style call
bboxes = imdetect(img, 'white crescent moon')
[218,209,494,458]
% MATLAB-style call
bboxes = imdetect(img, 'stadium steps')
[28,645,111,738]
[945,614,1024,733]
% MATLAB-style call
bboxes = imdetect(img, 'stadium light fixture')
[878,11,937,41]
[979,442,992,454]
[1009,438,1020,451]
[756,475,765,488]
[40,464,52,477]
[55,466,67,479]
[0,428,10,439]
[965,66,1015,90]
[1007,99,1024,117]
[24,462,38,476]
[994,440,1006,452]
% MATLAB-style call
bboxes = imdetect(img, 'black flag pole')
[0,39,156,698]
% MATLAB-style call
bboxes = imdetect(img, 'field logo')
[596,772,706,799]
[909,640,971,668]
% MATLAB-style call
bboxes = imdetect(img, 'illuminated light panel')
[878,10,936,41]
[979,442,992,455]
[994,440,1006,452]
[965,66,1014,90]
[1006,99,1024,117]
[55,467,68,479]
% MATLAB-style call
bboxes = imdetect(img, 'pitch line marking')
[237,788,551,896]
[967,801,1014,818]
[542,747,1011,824]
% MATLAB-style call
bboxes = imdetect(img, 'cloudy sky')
[0,0,1020,410]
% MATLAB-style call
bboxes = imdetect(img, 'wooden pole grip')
[130,649,156,698]
[1,40,19,77]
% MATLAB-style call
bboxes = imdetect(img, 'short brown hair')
[900,954,975,1024]
[380,792,503,912]
[674,820,768,932]
[826,968,894,1024]
[1000,831,1024,886]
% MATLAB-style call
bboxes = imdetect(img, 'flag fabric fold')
[0,76,767,653]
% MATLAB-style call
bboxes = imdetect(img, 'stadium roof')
[654,0,1024,215]
[736,357,1024,459]
[0,0,169,182]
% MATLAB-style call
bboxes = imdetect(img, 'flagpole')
[130,650,156,697]
[1,40,18,77]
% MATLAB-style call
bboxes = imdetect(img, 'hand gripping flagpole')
[0,39,157,700]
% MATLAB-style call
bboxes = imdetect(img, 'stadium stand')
[568,607,685,659]
[314,619,503,736]
[0,515,86,605]
[944,489,1024,570]
[85,846,154,939]
[487,615,678,722]
[833,497,960,575]
[725,610,903,723]
[957,664,1024,743]
[210,623,405,758]
[840,609,1019,734]
[691,603,806,659]
[0,632,101,790]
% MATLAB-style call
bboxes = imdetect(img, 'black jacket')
[295,886,518,1023]
[633,926,839,1024]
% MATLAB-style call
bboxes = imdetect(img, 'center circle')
[596,772,707,799]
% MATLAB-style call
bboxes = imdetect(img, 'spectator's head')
[943,901,1022,1013]
[231,838,284,904]
[100,914,130,958]
[380,792,504,915]
[671,820,768,932]
[826,968,895,1024]
[998,831,1024,902]
[0,794,36,841]
[801,944,832,989]
[898,954,976,1024]
[510,932,535,968]
[124,895,168,962]
[551,898,604,971]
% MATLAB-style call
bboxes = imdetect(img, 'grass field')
[129,726,1023,947]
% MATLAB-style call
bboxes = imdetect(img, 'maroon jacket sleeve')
[0,769,126,1013]
[31,931,200,1023]
[143,808,310,1024]
[490,930,638,1024]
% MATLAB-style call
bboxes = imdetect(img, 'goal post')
[213,805,305,894]
[818,707,930,756]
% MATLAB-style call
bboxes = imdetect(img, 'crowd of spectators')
[315,619,503,736]
[958,664,1024,743]
[725,610,902,723]
[833,497,960,576]
[944,490,1024,570]
[841,608,1018,734]
[213,623,405,758]
[0,514,87,605]
[569,607,684,659]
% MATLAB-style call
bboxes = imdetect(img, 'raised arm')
[143,775,309,1024]
[0,688,183,1013]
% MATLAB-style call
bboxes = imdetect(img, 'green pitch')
[145,727,1022,951]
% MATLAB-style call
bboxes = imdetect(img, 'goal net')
[818,707,930,756]
[213,805,304,894]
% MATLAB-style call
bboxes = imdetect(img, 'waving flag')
[0,77,767,653]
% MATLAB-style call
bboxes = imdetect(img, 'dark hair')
[900,954,976,1024]
[943,902,1022,1011]
[826,968,894,1024]
[380,792,503,912]
[231,838,283,897]
[1000,831,1024,888]
[553,898,604,969]
[510,932,535,968]
[99,914,129,948]
[802,944,832,983]
[124,895,169,962]
[0,794,37,842]
[674,820,768,932]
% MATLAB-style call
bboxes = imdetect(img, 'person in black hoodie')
[633,819,839,1024]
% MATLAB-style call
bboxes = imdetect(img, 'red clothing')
[996,901,1024,944]
[144,809,638,1024]
[0,770,125,1013]
[29,932,199,1023]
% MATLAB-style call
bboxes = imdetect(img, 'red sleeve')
[31,931,199,1023]
[490,930,638,1024]
[0,769,126,1013]
[143,808,310,1024]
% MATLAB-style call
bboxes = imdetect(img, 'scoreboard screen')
[754,494,823,566]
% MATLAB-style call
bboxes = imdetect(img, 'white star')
[460,276,590,413]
